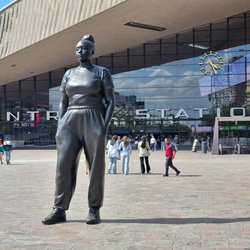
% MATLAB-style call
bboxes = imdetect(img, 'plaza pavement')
[0,148,250,250]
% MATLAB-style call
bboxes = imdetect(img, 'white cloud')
[149,68,173,77]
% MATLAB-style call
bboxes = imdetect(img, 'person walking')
[0,139,4,164]
[119,136,132,175]
[42,34,115,225]
[3,137,13,165]
[163,137,180,177]
[106,135,120,174]
[138,135,151,174]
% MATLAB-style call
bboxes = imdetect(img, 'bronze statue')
[42,34,115,225]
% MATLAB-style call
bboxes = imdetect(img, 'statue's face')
[75,40,93,62]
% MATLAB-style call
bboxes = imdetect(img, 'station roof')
[1,0,250,86]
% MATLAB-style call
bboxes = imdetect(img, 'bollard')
[201,141,207,153]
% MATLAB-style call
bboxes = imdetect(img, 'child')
[163,137,180,176]
[106,135,120,174]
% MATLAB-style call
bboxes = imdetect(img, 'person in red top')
[163,137,180,176]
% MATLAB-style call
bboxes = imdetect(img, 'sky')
[0,0,15,10]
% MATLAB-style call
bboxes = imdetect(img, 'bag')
[147,150,150,156]
[3,144,13,151]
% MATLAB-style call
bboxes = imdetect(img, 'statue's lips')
[77,55,87,60]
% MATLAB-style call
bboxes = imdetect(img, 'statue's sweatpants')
[54,107,107,210]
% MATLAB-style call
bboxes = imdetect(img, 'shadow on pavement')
[125,173,202,177]
[66,217,250,225]
[102,217,250,224]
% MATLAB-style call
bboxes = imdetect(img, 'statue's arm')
[58,70,70,122]
[102,69,115,127]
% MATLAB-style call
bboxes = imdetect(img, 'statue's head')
[75,34,95,62]
[81,34,95,54]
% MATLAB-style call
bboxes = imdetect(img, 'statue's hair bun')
[82,34,95,44]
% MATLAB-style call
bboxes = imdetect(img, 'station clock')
[199,51,224,75]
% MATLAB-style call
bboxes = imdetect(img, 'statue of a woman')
[42,34,115,225]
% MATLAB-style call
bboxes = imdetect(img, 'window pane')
[0,86,4,121]
[21,78,35,110]
[36,73,50,111]
[51,68,65,88]
[98,55,112,68]
[129,46,143,56]
[6,82,20,111]
[178,30,193,43]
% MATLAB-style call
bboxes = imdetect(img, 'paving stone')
[0,150,250,249]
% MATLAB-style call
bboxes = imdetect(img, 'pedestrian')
[106,135,120,174]
[0,139,4,164]
[117,135,121,146]
[138,135,151,174]
[42,34,115,225]
[207,136,211,152]
[160,134,165,151]
[119,136,132,175]
[83,155,89,175]
[192,138,199,152]
[134,137,139,150]
[163,137,180,176]
[173,135,179,151]
[3,137,13,165]
[150,135,157,151]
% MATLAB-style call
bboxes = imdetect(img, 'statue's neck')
[79,59,93,68]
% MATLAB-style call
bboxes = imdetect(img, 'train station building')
[1,0,250,149]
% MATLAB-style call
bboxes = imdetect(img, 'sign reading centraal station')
[5,107,248,121]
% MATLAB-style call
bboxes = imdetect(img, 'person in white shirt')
[138,136,151,174]
[150,135,157,151]
[106,135,120,174]
[3,137,13,165]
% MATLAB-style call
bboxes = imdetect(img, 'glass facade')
[1,11,250,148]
